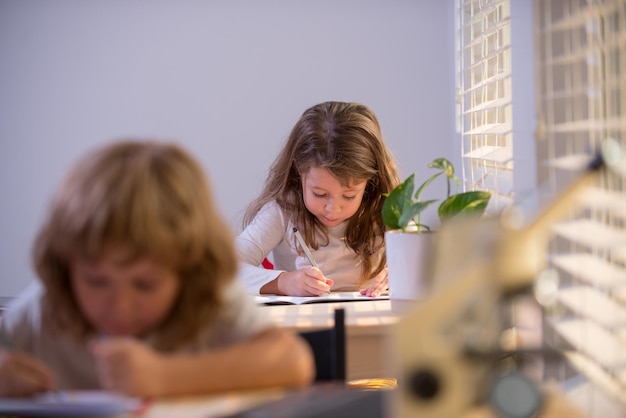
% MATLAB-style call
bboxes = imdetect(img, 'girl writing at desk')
[236,101,400,298]
[0,140,314,397]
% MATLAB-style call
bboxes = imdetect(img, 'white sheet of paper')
[254,291,389,305]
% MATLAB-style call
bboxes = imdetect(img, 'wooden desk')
[142,382,585,418]
[262,300,400,381]
[144,300,584,418]
[143,383,386,418]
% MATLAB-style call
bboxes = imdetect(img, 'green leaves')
[437,191,491,221]
[382,158,491,232]
[382,174,438,231]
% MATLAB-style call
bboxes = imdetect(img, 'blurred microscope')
[387,139,624,418]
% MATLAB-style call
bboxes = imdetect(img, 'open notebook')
[0,390,144,417]
[254,291,388,305]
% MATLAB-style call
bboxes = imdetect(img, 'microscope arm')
[388,143,618,418]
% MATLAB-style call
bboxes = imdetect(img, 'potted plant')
[382,158,491,308]
[382,157,491,232]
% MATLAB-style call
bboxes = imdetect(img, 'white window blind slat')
[613,246,626,265]
[556,286,626,328]
[551,318,626,369]
[573,187,626,219]
[546,118,626,133]
[463,97,511,114]
[544,154,596,171]
[542,3,614,33]
[540,86,600,101]
[464,123,512,136]
[463,23,511,50]
[551,219,626,250]
[461,70,511,95]
[463,145,512,163]
[564,352,626,408]
[551,253,626,288]
[543,33,626,67]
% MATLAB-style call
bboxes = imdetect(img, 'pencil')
[293,227,319,268]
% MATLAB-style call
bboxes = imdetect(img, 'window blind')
[456,0,514,214]
[534,0,626,416]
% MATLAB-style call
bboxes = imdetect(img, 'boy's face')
[70,249,181,338]
[301,167,367,228]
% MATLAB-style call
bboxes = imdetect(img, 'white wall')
[510,0,537,199]
[0,0,456,297]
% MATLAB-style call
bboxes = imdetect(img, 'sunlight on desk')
[145,388,285,418]
[264,300,397,329]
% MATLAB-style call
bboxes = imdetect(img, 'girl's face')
[70,248,181,337]
[301,167,367,228]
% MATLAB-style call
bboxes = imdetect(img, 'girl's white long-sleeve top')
[235,201,378,295]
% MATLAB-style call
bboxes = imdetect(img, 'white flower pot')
[385,230,435,312]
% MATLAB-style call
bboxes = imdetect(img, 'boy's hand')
[0,350,54,397]
[91,338,165,397]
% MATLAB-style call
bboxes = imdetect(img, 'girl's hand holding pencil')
[275,267,334,296]
[279,228,333,296]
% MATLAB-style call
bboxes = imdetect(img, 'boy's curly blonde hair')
[34,140,238,351]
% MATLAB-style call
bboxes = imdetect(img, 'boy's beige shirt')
[1,280,271,389]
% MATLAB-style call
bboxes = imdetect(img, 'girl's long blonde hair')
[34,140,238,351]
[243,101,400,284]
